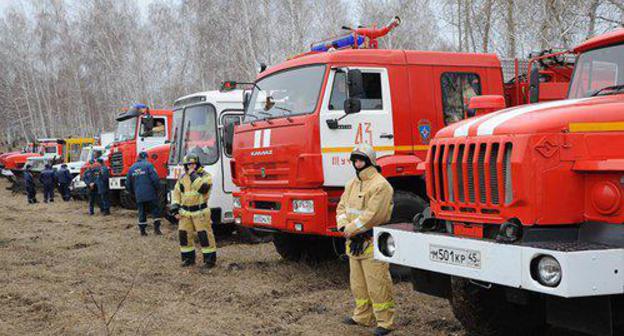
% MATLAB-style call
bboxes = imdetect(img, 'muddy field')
[0,179,466,336]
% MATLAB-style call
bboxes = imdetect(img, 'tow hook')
[469,279,493,290]
[413,207,441,232]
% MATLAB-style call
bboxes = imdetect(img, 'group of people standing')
[23,163,74,203]
[83,157,111,216]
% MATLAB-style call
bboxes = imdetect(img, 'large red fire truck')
[107,105,173,209]
[374,29,624,336]
[229,17,573,261]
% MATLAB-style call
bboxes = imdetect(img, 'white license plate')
[429,244,481,269]
[109,177,123,189]
[253,214,272,225]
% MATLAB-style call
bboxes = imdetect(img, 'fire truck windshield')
[79,147,91,162]
[114,118,137,142]
[170,104,219,165]
[244,65,326,122]
[43,145,57,154]
[569,43,624,98]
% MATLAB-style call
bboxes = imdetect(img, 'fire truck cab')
[166,90,245,231]
[108,106,173,209]
[230,17,573,261]
[374,29,624,336]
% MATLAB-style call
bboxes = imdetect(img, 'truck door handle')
[380,133,394,139]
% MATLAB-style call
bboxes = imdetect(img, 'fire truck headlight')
[533,255,562,287]
[378,232,396,257]
[292,200,314,214]
[233,197,241,209]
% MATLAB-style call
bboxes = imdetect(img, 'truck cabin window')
[329,71,383,110]
[244,65,325,123]
[222,115,242,157]
[569,43,624,98]
[181,104,219,166]
[168,108,184,165]
[441,73,482,125]
[140,117,166,137]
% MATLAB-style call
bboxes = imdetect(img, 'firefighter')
[337,143,395,336]
[23,164,37,204]
[39,163,56,203]
[170,154,216,268]
[126,151,162,236]
[55,163,72,201]
[96,158,111,215]
[84,159,100,215]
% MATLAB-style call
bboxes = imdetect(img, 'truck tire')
[273,232,305,261]
[273,233,341,263]
[119,190,137,210]
[237,226,273,244]
[389,190,427,224]
[388,190,427,281]
[449,277,546,336]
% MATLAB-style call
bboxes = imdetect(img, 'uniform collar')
[357,166,377,181]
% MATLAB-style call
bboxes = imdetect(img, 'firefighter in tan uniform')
[337,144,395,336]
[170,154,217,268]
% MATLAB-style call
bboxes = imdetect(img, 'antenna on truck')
[309,16,401,52]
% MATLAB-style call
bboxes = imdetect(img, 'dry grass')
[0,179,463,336]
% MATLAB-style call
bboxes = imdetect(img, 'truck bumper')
[374,224,624,298]
[233,188,339,236]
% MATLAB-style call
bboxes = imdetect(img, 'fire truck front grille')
[110,152,124,175]
[430,140,513,211]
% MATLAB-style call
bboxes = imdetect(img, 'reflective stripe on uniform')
[354,217,365,229]
[355,298,371,307]
[372,301,395,311]
[337,214,347,221]
[138,222,147,225]
[347,208,363,215]
[180,246,195,253]
[201,247,216,254]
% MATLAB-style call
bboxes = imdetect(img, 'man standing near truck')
[23,164,37,204]
[84,159,100,215]
[169,154,216,269]
[337,144,395,336]
[55,163,72,201]
[96,157,111,215]
[39,163,56,203]
[126,151,162,236]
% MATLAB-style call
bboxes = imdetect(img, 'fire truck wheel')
[119,190,137,210]
[389,190,427,224]
[237,226,273,244]
[449,277,547,336]
[273,232,304,261]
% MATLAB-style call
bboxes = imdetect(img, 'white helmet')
[350,143,377,166]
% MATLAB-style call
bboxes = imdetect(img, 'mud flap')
[546,295,613,336]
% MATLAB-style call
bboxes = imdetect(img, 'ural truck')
[228,17,573,261]
[27,137,95,177]
[107,105,173,209]
[374,29,624,336]
[166,90,269,241]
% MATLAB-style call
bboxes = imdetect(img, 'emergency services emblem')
[418,119,432,144]
[260,167,266,178]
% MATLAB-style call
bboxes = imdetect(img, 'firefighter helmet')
[183,154,201,167]
[350,143,377,166]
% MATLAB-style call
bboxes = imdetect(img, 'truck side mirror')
[223,122,236,155]
[467,95,506,117]
[344,69,364,114]
[243,92,251,111]
[529,66,540,103]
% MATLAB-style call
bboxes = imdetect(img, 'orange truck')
[227,17,573,261]
[374,29,624,336]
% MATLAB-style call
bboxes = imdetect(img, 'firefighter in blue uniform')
[23,164,37,204]
[55,163,73,201]
[84,159,101,215]
[96,158,111,215]
[39,163,56,203]
[126,151,162,236]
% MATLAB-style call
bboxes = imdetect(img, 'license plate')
[109,177,123,189]
[429,244,481,269]
[253,214,272,225]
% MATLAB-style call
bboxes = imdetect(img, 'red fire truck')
[107,105,173,209]
[229,17,573,261]
[374,29,624,336]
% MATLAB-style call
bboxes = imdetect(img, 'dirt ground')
[0,179,466,336]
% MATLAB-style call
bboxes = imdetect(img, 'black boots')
[181,250,196,267]
[203,252,216,269]
[139,224,148,236]
[154,220,162,235]
[373,327,392,336]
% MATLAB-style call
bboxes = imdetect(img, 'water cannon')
[310,16,401,52]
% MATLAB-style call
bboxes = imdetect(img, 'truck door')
[137,115,168,152]
[220,113,243,193]
[436,71,483,127]
[319,67,394,186]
